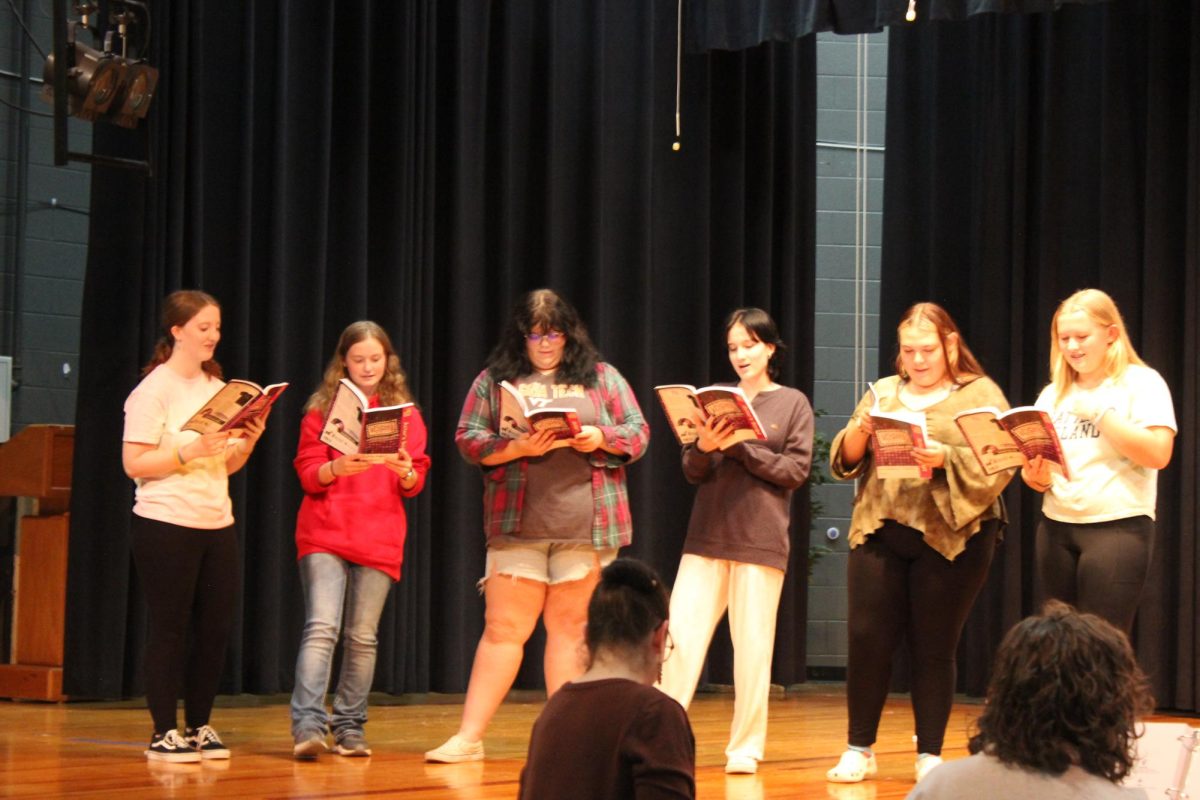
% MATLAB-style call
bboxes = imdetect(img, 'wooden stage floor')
[0,685,1192,799]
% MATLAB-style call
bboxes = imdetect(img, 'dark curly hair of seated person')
[968,600,1154,783]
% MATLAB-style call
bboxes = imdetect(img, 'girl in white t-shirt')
[1022,289,1176,633]
[122,290,271,762]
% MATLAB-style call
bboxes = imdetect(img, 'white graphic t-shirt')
[1036,364,1175,523]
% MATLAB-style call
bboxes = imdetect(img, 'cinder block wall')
[1,2,91,430]
[807,31,886,674]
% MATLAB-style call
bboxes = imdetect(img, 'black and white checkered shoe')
[145,730,201,763]
[185,724,231,759]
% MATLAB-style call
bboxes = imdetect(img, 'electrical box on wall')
[0,356,11,442]
[0,357,10,443]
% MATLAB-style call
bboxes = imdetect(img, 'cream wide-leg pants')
[658,553,785,763]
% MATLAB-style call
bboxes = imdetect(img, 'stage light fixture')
[41,2,158,131]
[41,41,123,121]
[108,60,159,128]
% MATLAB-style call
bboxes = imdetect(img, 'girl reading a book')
[826,302,1014,785]
[657,307,813,775]
[519,558,696,799]
[1021,289,1175,633]
[122,290,271,762]
[290,321,430,759]
[426,288,649,763]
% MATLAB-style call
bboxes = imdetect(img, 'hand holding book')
[1022,454,1056,492]
[910,440,946,470]
[695,414,735,453]
[180,430,233,462]
[503,427,561,459]
[379,449,418,482]
[566,425,606,454]
[330,453,377,478]
[329,449,417,481]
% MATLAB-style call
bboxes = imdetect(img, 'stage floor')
[0,684,1191,798]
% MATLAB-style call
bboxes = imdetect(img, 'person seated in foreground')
[908,600,1153,799]
[518,557,696,799]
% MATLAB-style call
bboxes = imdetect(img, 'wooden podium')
[0,424,73,701]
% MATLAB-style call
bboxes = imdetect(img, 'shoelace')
[192,725,221,746]
[160,730,191,749]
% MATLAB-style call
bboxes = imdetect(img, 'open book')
[498,380,583,449]
[654,384,766,449]
[866,383,931,479]
[319,378,415,459]
[182,379,288,435]
[954,406,1070,478]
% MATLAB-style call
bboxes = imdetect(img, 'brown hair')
[968,601,1154,782]
[893,301,984,385]
[305,321,413,413]
[1048,288,1144,400]
[140,290,223,378]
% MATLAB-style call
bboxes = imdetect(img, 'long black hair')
[485,288,601,386]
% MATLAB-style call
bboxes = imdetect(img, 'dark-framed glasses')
[526,331,565,344]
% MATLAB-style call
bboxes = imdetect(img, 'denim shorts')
[481,541,618,589]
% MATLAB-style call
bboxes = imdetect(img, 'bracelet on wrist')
[329,460,339,478]
[175,446,187,466]
[1094,406,1115,425]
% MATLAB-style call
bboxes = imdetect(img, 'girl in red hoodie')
[289,321,430,759]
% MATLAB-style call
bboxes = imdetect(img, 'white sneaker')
[425,734,484,763]
[826,749,877,783]
[915,754,943,782]
[185,724,230,760]
[293,732,328,760]
[145,730,201,763]
[724,756,758,774]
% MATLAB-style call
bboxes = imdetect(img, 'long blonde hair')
[1049,289,1144,400]
[893,302,985,385]
[305,321,413,413]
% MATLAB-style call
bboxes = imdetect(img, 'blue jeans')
[290,553,393,740]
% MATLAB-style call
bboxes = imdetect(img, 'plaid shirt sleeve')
[588,363,650,548]
[455,370,511,464]
[590,362,650,468]
[455,369,524,538]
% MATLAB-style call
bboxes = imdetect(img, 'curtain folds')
[64,1,817,698]
[684,0,1113,51]
[881,0,1200,709]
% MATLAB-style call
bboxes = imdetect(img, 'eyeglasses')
[663,630,675,662]
[526,331,565,344]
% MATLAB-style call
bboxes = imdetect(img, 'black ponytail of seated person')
[584,558,669,662]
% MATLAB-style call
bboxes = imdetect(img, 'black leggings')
[130,515,239,734]
[1036,515,1152,634]
[845,519,999,755]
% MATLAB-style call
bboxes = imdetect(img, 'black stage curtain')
[881,0,1200,709]
[685,0,1113,50]
[64,1,816,699]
